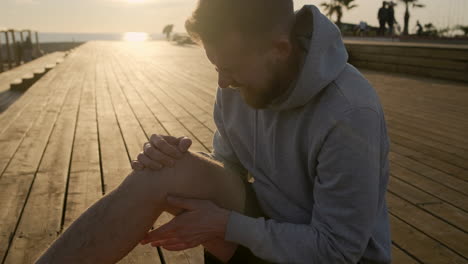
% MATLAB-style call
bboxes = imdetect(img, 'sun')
[123,32,149,42]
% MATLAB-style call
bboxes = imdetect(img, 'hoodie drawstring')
[249,110,258,183]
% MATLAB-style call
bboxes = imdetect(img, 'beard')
[239,62,286,109]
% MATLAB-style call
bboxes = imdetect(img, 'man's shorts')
[203,171,271,264]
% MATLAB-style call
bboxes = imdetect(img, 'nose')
[218,72,233,89]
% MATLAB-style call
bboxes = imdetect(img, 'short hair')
[185,0,294,45]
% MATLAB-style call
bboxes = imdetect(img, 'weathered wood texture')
[346,40,468,83]
[0,41,466,264]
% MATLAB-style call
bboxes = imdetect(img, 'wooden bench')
[345,40,468,83]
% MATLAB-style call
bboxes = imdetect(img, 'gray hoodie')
[212,5,391,264]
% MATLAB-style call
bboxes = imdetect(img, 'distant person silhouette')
[378,1,388,36]
[356,21,369,37]
[22,36,33,62]
[387,2,396,36]
[416,20,423,36]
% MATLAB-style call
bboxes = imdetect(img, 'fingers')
[144,142,175,167]
[135,134,192,171]
[144,220,176,241]
[137,152,163,170]
[158,236,207,251]
[150,134,183,159]
[177,137,192,152]
[161,135,181,145]
[131,160,144,170]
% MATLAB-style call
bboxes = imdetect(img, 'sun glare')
[126,0,145,3]
[123,32,149,42]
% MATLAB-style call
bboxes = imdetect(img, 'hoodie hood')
[269,5,349,110]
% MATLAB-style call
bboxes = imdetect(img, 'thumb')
[177,137,192,152]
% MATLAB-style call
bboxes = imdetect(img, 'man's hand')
[131,134,192,170]
[140,196,230,251]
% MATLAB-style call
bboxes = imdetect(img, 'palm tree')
[398,0,425,35]
[320,0,358,28]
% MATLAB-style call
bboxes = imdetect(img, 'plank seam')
[60,71,87,232]
[391,241,424,264]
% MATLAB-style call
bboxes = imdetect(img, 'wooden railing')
[0,29,41,73]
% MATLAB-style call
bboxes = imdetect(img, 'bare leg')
[35,152,253,264]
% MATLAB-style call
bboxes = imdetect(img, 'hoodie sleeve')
[211,88,247,176]
[225,108,383,263]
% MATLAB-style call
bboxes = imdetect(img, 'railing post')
[0,35,4,73]
[4,31,12,70]
[34,31,40,58]
[9,30,20,66]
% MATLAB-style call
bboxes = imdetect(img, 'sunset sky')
[2,0,468,34]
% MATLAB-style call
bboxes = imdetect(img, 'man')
[36,0,391,263]
[387,2,396,36]
[378,2,388,36]
[416,20,424,36]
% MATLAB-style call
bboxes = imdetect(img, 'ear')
[271,36,293,60]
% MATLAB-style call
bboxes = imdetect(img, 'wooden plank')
[388,176,467,232]
[3,53,84,264]
[377,84,468,114]
[111,49,206,153]
[345,44,468,61]
[109,43,205,264]
[142,59,217,131]
[386,115,468,151]
[101,52,162,263]
[385,109,468,141]
[93,60,130,194]
[388,192,468,258]
[390,162,468,211]
[0,57,81,261]
[0,51,74,124]
[353,53,468,71]
[391,244,420,264]
[390,215,466,264]
[117,50,216,148]
[389,152,468,196]
[131,62,215,150]
[353,59,468,82]
[391,143,468,182]
[389,132,467,169]
[109,47,205,264]
[0,61,75,177]
[378,89,468,118]
[62,56,102,228]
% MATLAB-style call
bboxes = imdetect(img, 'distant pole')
[20,31,24,43]
[4,31,12,69]
[34,31,40,58]
[0,36,4,72]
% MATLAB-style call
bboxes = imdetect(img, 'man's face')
[204,32,288,109]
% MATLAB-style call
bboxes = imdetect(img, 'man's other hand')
[140,196,230,251]
[131,134,192,170]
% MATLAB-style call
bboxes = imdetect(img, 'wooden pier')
[0,41,467,263]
